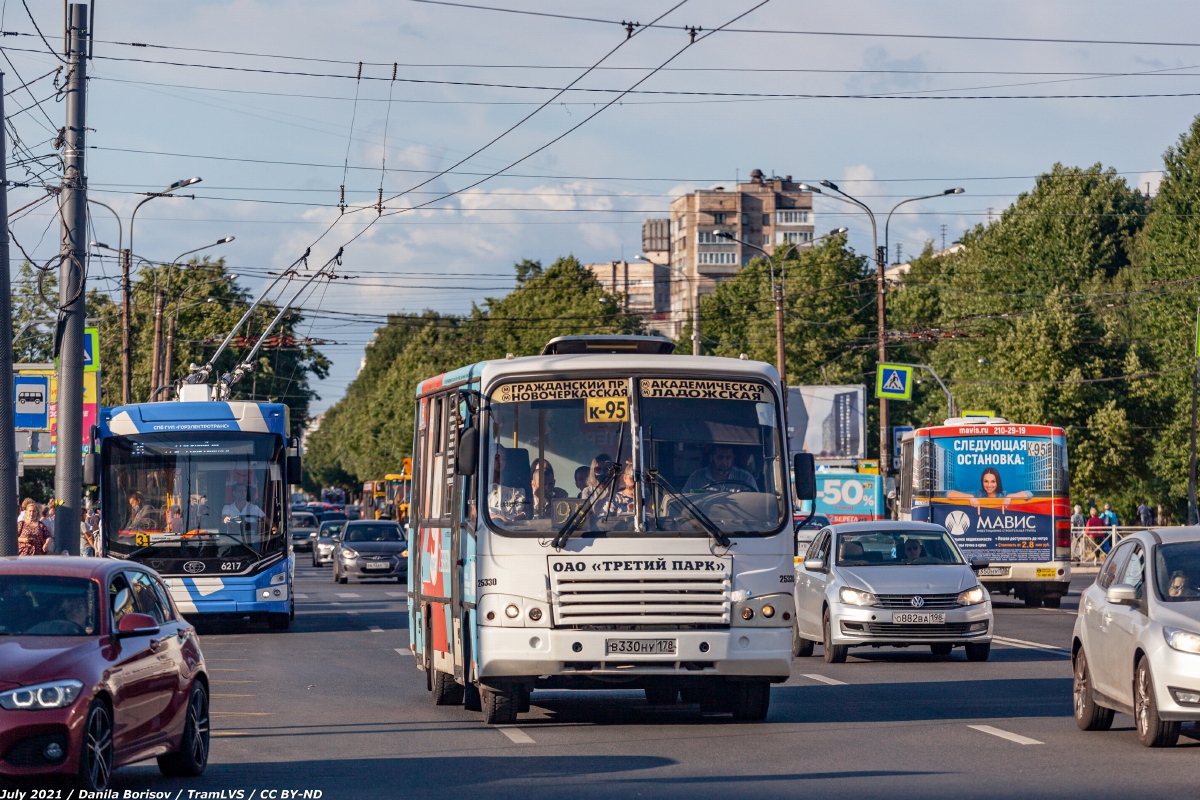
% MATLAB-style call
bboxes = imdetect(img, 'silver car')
[793,521,994,663]
[1072,527,1200,747]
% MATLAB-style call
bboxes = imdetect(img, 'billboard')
[815,471,884,522]
[786,385,866,465]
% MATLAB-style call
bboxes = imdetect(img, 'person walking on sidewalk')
[1137,500,1154,528]
[16,498,53,556]
[1071,504,1086,529]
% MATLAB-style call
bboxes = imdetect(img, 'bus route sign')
[875,364,913,401]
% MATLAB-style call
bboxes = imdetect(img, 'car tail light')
[1055,520,1071,549]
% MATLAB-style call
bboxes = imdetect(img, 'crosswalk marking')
[992,635,1069,654]
[386,591,405,597]
[498,727,535,744]
[969,724,1042,745]
[336,593,362,598]
[801,673,846,686]
[294,593,309,599]
[369,625,384,632]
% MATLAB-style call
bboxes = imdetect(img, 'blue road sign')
[14,375,49,430]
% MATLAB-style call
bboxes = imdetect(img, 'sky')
[4,0,1200,416]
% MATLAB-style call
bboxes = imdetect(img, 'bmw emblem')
[183,560,205,574]
[910,595,925,608]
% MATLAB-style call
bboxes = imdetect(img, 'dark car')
[312,519,347,567]
[318,510,348,526]
[344,506,362,521]
[290,511,319,552]
[332,521,407,584]
[0,558,209,789]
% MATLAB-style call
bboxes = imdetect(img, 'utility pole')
[150,290,165,399]
[55,3,88,555]
[121,248,131,404]
[876,244,888,483]
[1190,305,1199,525]
[0,73,19,556]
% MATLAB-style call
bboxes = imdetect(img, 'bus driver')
[682,444,758,494]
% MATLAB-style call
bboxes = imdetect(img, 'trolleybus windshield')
[484,377,786,536]
[101,431,286,566]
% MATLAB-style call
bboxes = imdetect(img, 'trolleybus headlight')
[741,607,754,620]
[528,607,542,621]
[956,586,987,607]
[761,604,775,618]
[270,572,286,585]
[505,604,520,619]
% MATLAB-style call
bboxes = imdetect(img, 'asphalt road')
[113,565,1199,800]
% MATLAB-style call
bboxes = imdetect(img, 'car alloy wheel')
[1073,648,1113,731]
[1135,657,1180,747]
[78,700,113,790]
[159,682,210,776]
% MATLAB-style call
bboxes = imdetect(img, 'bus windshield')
[101,431,286,566]
[485,377,786,536]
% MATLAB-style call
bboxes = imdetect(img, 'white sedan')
[793,521,994,663]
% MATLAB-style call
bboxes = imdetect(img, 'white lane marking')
[801,673,846,686]
[386,591,405,597]
[346,610,359,615]
[993,635,1070,654]
[394,648,407,656]
[369,625,384,632]
[336,593,362,598]
[968,724,1043,745]
[498,726,535,744]
[293,593,309,599]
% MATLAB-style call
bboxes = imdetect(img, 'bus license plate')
[605,638,677,656]
[977,567,1009,577]
[892,612,945,625]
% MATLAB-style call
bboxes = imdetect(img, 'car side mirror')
[802,557,825,572]
[116,612,161,638]
[793,453,816,502]
[331,535,341,543]
[970,558,990,571]
[309,531,317,538]
[1106,583,1139,607]
[456,426,478,476]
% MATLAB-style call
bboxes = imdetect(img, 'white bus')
[406,335,815,724]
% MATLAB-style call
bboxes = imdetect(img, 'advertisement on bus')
[908,425,1068,563]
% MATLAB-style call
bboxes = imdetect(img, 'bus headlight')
[505,604,520,619]
[270,572,287,585]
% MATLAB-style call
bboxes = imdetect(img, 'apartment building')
[582,219,672,333]
[665,170,815,339]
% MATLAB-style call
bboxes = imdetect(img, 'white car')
[793,521,994,662]
[1072,527,1200,747]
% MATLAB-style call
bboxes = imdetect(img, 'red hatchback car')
[0,557,209,789]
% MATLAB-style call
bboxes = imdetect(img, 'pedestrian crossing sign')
[875,363,913,400]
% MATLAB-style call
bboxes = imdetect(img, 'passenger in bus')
[579,453,614,503]
[594,462,637,518]
[222,483,265,525]
[488,447,531,522]
[682,445,758,494]
[947,467,1031,512]
[530,459,567,518]
[574,466,590,498]
[126,492,154,531]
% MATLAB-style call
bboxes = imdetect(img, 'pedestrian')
[1084,507,1109,554]
[16,498,53,556]
[40,502,56,538]
[1100,503,1119,527]
[1137,500,1154,528]
[1071,504,1086,530]
[82,506,99,556]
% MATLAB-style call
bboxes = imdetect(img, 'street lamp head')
[90,241,109,250]
[797,183,822,194]
[946,187,965,195]
[820,180,838,191]
[205,297,216,303]
[167,176,202,192]
[217,236,235,244]
[715,230,733,240]
[832,227,848,235]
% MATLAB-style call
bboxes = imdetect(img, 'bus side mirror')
[456,427,478,476]
[287,454,303,485]
[793,453,816,501]
[83,451,98,487]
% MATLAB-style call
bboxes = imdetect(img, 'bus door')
[413,391,456,678]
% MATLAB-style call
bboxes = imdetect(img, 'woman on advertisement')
[947,467,1032,514]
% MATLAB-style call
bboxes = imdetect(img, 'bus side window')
[422,394,449,522]
[457,396,477,529]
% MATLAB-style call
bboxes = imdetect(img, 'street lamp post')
[89,177,201,404]
[884,188,964,285]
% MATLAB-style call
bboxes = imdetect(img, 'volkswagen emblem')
[910,595,925,608]
[183,560,205,574]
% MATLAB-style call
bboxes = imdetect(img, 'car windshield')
[292,514,318,529]
[344,523,403,543]
[484,377,786,536]
[836,530,965,567]
[319,521,346,539]
[1155,542,1200,602]
[0,576,100,636]
[101,431,286,564]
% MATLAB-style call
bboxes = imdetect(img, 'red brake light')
[1055,520,1070,549]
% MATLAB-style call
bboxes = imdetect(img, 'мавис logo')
[945,510,971,536]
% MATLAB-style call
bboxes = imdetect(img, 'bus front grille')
[551,575,731,626]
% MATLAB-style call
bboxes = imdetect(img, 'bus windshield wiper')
[645,469,730,548]
[551,460,620,549]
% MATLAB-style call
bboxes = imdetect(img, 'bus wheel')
[432,670,464,706]
[482,687,518,725]
[1043,596,1062,609]
[1023,595,1040,608]
[729,680,770,721]
[267,613,290,631]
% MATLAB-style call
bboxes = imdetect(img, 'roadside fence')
[1070,526,1160,564]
